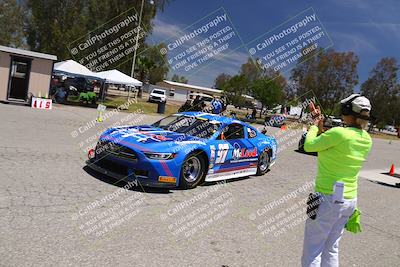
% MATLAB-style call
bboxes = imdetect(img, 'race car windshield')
[153,115,220,138]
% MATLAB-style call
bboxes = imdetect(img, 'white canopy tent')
[97,70,142,87]
[53,60,102,80]
[53,61,142,100]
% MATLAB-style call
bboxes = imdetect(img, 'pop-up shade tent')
[53,60,103,80]
[97,70,143,87]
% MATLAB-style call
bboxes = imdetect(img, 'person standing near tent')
[192,95,201,111]
[220,95,227,112]
[251,108,257,119]
[301,94,373,267]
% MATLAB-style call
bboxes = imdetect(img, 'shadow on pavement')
[83,165,270,193]
[294,149,318,156]
[201,171,268,187]
[368,179,400,188]
[83,165,172,194]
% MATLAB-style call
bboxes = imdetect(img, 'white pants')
[301,194,357,267]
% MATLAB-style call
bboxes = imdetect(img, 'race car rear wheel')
[180,152,206,189]
[256,149,270,176]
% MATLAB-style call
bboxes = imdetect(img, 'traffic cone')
[389,164,395,176]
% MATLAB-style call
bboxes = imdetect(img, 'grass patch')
[370,132,399,141]
[67,95,179,116]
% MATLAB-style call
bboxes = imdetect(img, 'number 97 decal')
[215,144,229,164]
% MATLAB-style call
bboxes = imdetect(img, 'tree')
[291,48,359,115]
[239,57,288,103]
[26,0,88,59]
[216,57,288,110]
[0,0,25,47]
[262,67,287,92]
[171,74,188,84]
[284,81,298,100]
[25,0,171,61]
[390,92,400,128]
[136,55,155,83]
[240,57,263,87]
[135,43,169,85]
[147,43,169,84]
[361,57,399,128]
[222,75,248,107]
[214,73,231,89]
[252,78,284,117]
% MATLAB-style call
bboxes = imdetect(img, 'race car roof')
[178,112,245,126]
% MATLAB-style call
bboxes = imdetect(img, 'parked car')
[331,117,343,127]
[148,88,167,103]
[178,93,214,112]
[188,92,214,103]
[385,125,396,132]
[298,119,335,156]
[264,115,286,127]
[298,132,317,156]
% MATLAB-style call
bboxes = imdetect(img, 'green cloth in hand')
[79,92,88,101]
[87,92,96,100]
[346,208,362,234]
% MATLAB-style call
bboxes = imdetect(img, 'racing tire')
[179,152,206,189]
[256,149,270,176]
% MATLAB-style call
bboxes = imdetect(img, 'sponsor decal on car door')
[227,140,258,168]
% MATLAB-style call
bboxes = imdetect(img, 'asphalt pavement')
[0,103,399,267]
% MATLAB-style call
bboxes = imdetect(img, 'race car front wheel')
[180,152,206,189]
[256,149,270,176]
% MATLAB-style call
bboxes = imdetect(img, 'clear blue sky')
[148,0,400,90]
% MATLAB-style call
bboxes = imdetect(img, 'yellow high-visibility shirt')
[304,125,372,199]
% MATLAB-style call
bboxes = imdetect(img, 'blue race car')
[86,112,278,189]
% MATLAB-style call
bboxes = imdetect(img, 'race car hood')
[100,125,206,152]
